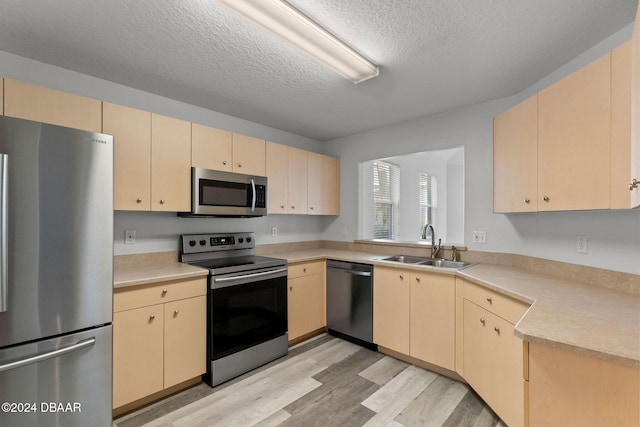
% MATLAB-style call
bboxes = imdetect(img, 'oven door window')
[211,276,287,360]
[200,179,251,207]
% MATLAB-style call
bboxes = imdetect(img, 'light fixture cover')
[218,0,379,83]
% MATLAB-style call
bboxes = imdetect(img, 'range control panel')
[180,232,255,254]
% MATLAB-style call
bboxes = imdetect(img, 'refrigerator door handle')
[0,338,95,373]
[0,153,7,313]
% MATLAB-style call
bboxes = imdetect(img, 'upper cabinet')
[308,152,340,215]
[631,5,640,208]
[538,53,611,211]
[493,95,538,213]
[4,79,101,132]
[232,133,266,176]
[495,38,637,212]
[104,103,191,212]
[192,123,233,172]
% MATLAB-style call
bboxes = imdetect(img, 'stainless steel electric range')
[180,232,288,387]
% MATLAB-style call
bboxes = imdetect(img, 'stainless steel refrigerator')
[0,116,113,427]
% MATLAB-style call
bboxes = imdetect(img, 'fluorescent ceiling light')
[217,0,379,83]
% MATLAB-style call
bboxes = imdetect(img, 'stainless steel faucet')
[421,224,441,258]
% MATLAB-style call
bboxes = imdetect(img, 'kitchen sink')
[380,255,474,269]
[379,255,429,264]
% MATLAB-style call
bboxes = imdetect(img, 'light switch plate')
[125,229,136,244]
[472,231,487,244]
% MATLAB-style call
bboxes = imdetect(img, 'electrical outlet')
[472,231,487,244]
[271,227,277,237]
[577,236,588,254]
[125,229,136,244]
[342,227,348,236]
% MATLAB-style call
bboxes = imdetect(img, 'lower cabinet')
[113,277,207,410]
[460,278,529,427]
[287,261,325,341]
[373,266,455,370]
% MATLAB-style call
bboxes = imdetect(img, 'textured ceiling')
[0,0,636,141]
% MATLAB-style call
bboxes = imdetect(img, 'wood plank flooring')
[113,335,506,427]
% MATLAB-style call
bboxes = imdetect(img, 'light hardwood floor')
[113,335,506,427]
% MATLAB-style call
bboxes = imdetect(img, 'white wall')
[323,23,640,275]
[0,50,327,255]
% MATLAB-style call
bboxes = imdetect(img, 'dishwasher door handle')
[327,267,371,277]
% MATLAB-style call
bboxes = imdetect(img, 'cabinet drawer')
[288,261,323,279]
[114,277,207,312]
[462,278,529,324]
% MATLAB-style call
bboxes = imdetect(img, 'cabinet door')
[266,141,289,214]
[308,152,339,215]
[4,79,101,132]
[103,102,152,211]
[632,5,640,208]
[410,272,455,370]
[232,133,266,176]
[0,78,3,115]
[373,267,410,354]
[113,305,164,408]
[493,95,538,213]
[491,315,525,427]
[288,273,324,341]
[151,114,191,211]
[462,299,492,403]
[288,147,308,214]
[164,295,207,388]
[538,53,611,211]
[191,123,232,172]
[611,41,632,209]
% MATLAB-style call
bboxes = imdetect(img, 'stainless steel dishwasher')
[326,260,376,349]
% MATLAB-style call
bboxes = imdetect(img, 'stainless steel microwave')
[181,168,267,217]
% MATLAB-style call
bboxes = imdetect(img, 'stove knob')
[199,240,207,246]
[238,237,244,243]
[189,240,196,247]
[246,237,252,243]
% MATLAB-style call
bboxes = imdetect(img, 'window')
[419,173,437,233]
[373,161,399,239]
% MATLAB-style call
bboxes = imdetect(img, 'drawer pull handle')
[415,277,420,283]
[543,196,550,202]
[524,198,530,204]
[486,297,492,303]
[149,314,155,321]
[162,289,168,295]
[480,318,485,325]
[399,274,404,280]
[174,309,179,316]
[494,326,500,334]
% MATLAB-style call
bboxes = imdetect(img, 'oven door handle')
[213,267,288,285]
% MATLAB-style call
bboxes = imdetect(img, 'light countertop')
[113,248,640,367]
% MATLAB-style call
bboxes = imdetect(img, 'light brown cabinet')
[104,103,191,212]
[632,5,640,208]
[103,103,152,211]
[0,78,3,115]
[493,95,538,213]
[308,152,340,215]
[409,271,455,370]
[113,277,207,410]
[232,133,266,176]
[3,79,102,132]
[373,266,411,354]
[191,123,233,172]
[266,142,308,214]
[151,114,191,211]
[538,53,612,211]
[460,278,529,427]
[611,41,633,209]
[287,261,325,342]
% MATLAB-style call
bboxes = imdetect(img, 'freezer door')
[0,116,113,347]
[0,326,112,427]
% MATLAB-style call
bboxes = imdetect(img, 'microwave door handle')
[250,178,256,212]
[0,154,7,313]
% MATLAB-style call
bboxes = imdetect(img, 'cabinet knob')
[486,297,492,304]
[543,196,550,202]
[280,205,285,209]
[303,268,307,273]
[494,326,501,334]
[289,286,293,291]
[310,206,314,210]
[399,274,404,280]
[291,206,295,209]
[524,198,530,204]
[149,314,155,321]
[160,199,165,205]
[136,198,142,204]
[480,318,485,325]
[630,178,639,191]
[237,163,242,168]
[223,160,228,166]
[162,289,168,295]
[174,309,179,316]
[415,277,420,282]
